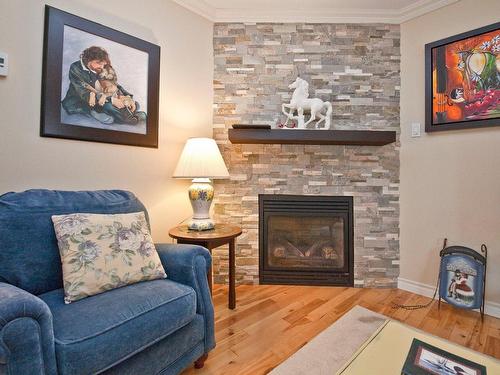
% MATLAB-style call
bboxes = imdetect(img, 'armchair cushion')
[38,279,197,375]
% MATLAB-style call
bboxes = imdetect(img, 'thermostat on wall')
[0,52,8,76]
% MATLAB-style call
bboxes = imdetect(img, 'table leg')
[229,239,236,309]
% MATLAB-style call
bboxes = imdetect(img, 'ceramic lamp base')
[188,178,215,231]
[188,218,215,231]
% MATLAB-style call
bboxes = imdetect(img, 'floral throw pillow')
[52,212,166,303]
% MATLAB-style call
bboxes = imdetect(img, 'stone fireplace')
[259,194,353,286]
[212,22,400,287]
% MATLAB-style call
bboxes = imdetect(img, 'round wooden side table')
[168,224,242,309]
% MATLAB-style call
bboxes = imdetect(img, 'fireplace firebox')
[259,195,354,286]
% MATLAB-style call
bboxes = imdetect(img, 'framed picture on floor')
[425,22,500,132]
[41,6,160,148]
[402,339,487,375]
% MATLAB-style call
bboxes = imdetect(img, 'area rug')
[269,305,386,375]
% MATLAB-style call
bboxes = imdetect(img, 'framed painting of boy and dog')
[41,6,160,148]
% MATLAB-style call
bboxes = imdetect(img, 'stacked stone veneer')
[212,23,400,287]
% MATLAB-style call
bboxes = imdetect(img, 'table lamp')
[173,138,229,231]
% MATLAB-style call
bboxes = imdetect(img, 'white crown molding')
[171,0,216,21]
[398,277,500,319]
[172,0,459,24]
[398,0,459,23]
[215,8,402,24]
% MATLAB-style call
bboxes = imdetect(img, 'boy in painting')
[62,46,145,125]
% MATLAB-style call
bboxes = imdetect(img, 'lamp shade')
[173,138,229,179]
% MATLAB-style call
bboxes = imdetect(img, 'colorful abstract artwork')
[426,22,500,132]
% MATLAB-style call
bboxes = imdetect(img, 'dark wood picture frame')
[425,22,500,132]
[402,338,487,375]
[41,6,160,148]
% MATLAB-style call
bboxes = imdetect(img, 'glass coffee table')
[337,320,500,374]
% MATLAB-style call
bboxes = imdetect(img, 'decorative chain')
[391,277,439,311]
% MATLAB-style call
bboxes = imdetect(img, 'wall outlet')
[411,122,421,137]
[0,51,8,76]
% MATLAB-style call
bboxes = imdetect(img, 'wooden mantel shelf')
[228,128,396,146]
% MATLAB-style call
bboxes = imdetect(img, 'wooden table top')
[168,223,242,242]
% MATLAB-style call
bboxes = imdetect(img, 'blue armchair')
[0,190,215,375]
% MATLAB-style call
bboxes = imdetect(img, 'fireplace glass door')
[266,215,345,270]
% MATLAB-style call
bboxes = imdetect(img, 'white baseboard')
[398,277,500,319]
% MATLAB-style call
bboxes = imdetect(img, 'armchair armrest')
[155,243,215,352]
[0,283,57,375]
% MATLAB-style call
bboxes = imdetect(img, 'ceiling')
[172,0,458,23]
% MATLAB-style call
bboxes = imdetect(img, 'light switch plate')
[0,51,8,76]
[411,122,421,137]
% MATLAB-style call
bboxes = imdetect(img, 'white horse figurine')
[281,77,332,129]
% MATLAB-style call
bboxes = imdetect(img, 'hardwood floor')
[182,285,500,375]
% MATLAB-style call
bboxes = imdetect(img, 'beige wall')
[400,0,500,305]
[0,0,213,241]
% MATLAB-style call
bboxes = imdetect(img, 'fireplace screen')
[267,215,344,269]
[259,194,353,286]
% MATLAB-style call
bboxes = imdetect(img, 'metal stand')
[480,244,488,321]
[437,238,447,312]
